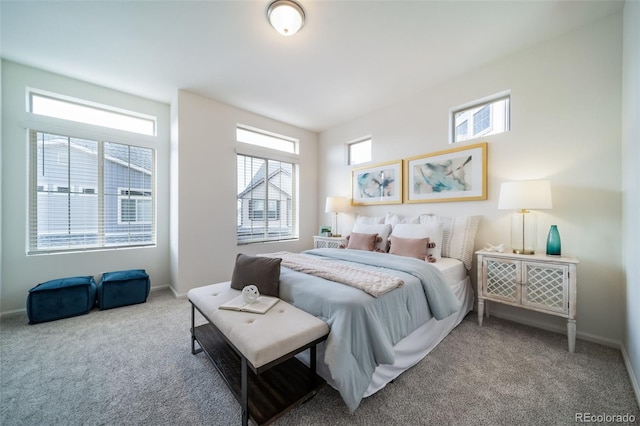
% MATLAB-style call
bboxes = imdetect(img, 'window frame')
[236,125,299,245]
[29,90,157,136]
[450,92,510,144]
[28,129,156,254]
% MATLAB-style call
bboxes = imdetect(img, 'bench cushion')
[189,282,329,369]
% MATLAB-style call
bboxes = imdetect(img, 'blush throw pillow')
[389,235,433,261]
[230,253,281,297]
[390,222,443,259]
[351,223,393,252]
[346,232,378,251]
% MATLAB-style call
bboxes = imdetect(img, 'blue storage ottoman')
[97,269,150,310]
[27,276,97,324]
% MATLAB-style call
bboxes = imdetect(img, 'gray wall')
[622,0,640,405]
[1,61,171,313]
[318,14,624,347]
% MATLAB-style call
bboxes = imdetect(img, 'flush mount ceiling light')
[267,0,305,36]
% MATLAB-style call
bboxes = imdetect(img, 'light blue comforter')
[276,248,461,412]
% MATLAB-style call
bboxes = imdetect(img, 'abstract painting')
[351,160,402,205]
[404,142,487,203]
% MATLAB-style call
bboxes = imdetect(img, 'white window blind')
[28,130,155,254]
[236,125,299,244]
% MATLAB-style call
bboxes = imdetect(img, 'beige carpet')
[1,289,638,425]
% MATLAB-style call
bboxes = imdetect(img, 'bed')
[262,214,480,413]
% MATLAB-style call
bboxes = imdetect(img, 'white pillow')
[420,214,480,270]
[391,222,443,259]
[352,223,392,252]
[355,214,385,225]
[384,213,419,227]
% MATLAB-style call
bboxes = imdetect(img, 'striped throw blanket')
[259,251,403,297]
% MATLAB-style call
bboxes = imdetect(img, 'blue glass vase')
[546,225,561,256]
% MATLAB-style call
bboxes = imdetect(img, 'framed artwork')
[351,160,403,206]
[403,142,487,203]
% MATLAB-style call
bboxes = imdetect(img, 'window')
[348,138,372,165]
[236,126,298,244]
[30,92,156,136]
[451,93,510,143]
[29,130,155,253]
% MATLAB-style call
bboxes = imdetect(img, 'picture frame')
[351,160,403,206]
[319,226,332,237]
[403,142,487,203]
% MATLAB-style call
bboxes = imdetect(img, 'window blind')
[28,130,155,254]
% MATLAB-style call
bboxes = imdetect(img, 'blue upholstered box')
[27,276,97,324]
[97,269,150,310]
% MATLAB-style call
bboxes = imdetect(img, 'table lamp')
[498,180,552,254]
[325,196,349,237]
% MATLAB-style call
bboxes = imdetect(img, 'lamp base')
[512,248,535,255]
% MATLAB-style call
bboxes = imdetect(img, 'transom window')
[28,130,155,253]
[30,91,156,136]
[451,93,510,143]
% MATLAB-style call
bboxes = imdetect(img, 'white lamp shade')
[325,196,349,213]
[498,180,552,210]
[268,0,305,36]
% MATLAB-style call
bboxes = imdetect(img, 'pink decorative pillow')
[389,235,436,262]
[346,232,378,251]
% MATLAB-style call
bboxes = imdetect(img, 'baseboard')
[482,310,622,349]
[621,343,640,409]
[1,284,174,318]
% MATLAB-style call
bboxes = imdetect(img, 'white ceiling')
[0,0,624,132]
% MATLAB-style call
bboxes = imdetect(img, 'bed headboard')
[353,213,480,270]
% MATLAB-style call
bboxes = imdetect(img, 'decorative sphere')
[242,285,260,303]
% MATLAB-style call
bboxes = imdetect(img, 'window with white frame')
[451,93,510,143]
[28,130,155,253]
[30,91,156,136]
[348,138,372,165]
[236,126,298,244]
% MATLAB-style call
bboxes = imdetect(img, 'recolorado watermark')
[575,412,637,423]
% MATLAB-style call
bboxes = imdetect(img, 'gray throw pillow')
[230,253,281,297]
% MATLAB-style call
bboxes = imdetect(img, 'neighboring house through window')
[451,92,510,143]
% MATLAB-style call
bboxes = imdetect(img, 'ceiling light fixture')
[267,0,305,36]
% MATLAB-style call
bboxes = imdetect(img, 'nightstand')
[476,250,579,353]
[313,236,347,249]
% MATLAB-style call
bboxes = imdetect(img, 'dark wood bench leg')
[310,344,317,378]
[241,356,249,426]
[190,303,202,355]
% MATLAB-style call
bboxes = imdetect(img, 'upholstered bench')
[188,282,329,426]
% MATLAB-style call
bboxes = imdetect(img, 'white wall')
[319,14,623,345]
[1,61,171,314]
[622,0,640,402]
[170,90,318,296]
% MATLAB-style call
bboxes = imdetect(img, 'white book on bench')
[219,295,280,314]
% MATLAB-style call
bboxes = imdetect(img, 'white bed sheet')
[297,257,474,398]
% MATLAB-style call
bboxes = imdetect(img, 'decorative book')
[219,294,280,314]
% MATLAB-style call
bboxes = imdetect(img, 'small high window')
[451,93,510,143]
[348,138,372,165]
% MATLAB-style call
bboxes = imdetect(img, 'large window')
[236,126,298,244]
[451,93,510,143]
[28,130,155,253]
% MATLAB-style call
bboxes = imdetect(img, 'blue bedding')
[276,248,461,412]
